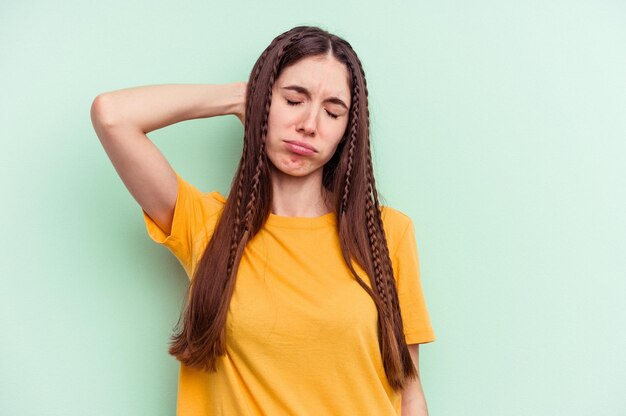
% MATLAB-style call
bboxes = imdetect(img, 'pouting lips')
[284,140,316,155]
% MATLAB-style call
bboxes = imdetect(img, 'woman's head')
[169,26,417,392]
[242,26,371,214]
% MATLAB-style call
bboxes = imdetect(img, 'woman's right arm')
[90,83,246,236]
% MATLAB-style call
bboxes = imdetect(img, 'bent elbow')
[90,93,117,130]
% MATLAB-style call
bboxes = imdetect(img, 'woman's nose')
[296,107,319,136]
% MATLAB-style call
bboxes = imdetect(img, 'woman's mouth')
[284,140,316,156]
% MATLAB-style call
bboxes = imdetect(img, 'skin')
[403,344,429,415]
[265,53,351,217]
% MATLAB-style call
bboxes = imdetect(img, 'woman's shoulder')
[173,171,227,219]
[205,190,227,205]
[380,205,415,253]
[380,204,413,228]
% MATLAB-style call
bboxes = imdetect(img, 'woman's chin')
[269,160,319,179]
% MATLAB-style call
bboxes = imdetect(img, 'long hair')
[168,25,417,391]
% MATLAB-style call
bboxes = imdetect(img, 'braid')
[228,28,309,277]
[365,139,403,326]
[243,147,266,227]
[242,30,309,232]
[365,191,393,313]
[343,56,394,317]
[340,62,359,215]
[231,32,277,263]
[227,172,245,277]
[244,29,292,132]
[229,45,272,276]
[347,50,414,388]
[353,49,403,327]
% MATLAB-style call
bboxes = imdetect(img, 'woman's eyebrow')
[282,85,348,110]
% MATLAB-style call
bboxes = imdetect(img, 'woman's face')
[265,55,351,179]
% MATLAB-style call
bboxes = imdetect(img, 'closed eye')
[286,99,340,119]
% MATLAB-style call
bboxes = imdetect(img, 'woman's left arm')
[401,344,429,416]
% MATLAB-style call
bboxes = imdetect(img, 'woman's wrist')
[228,81,247,123]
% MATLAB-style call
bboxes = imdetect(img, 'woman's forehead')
[275,56,351,101]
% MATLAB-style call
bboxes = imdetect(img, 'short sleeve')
[141,170,225,279]
[392,218,436,344]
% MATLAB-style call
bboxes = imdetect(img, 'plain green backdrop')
[1,0,624,415]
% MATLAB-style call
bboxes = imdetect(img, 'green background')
[1,0,624,414]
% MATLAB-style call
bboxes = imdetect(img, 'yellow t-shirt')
[142,170,436,415]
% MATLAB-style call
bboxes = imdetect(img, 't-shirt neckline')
[210,191,337,229]
[265,211,337,229]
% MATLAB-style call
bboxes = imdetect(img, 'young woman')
[91,25,435,416]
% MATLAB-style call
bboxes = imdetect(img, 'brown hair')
[168,25,417,391]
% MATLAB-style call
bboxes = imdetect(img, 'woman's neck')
[269,168,334,217]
